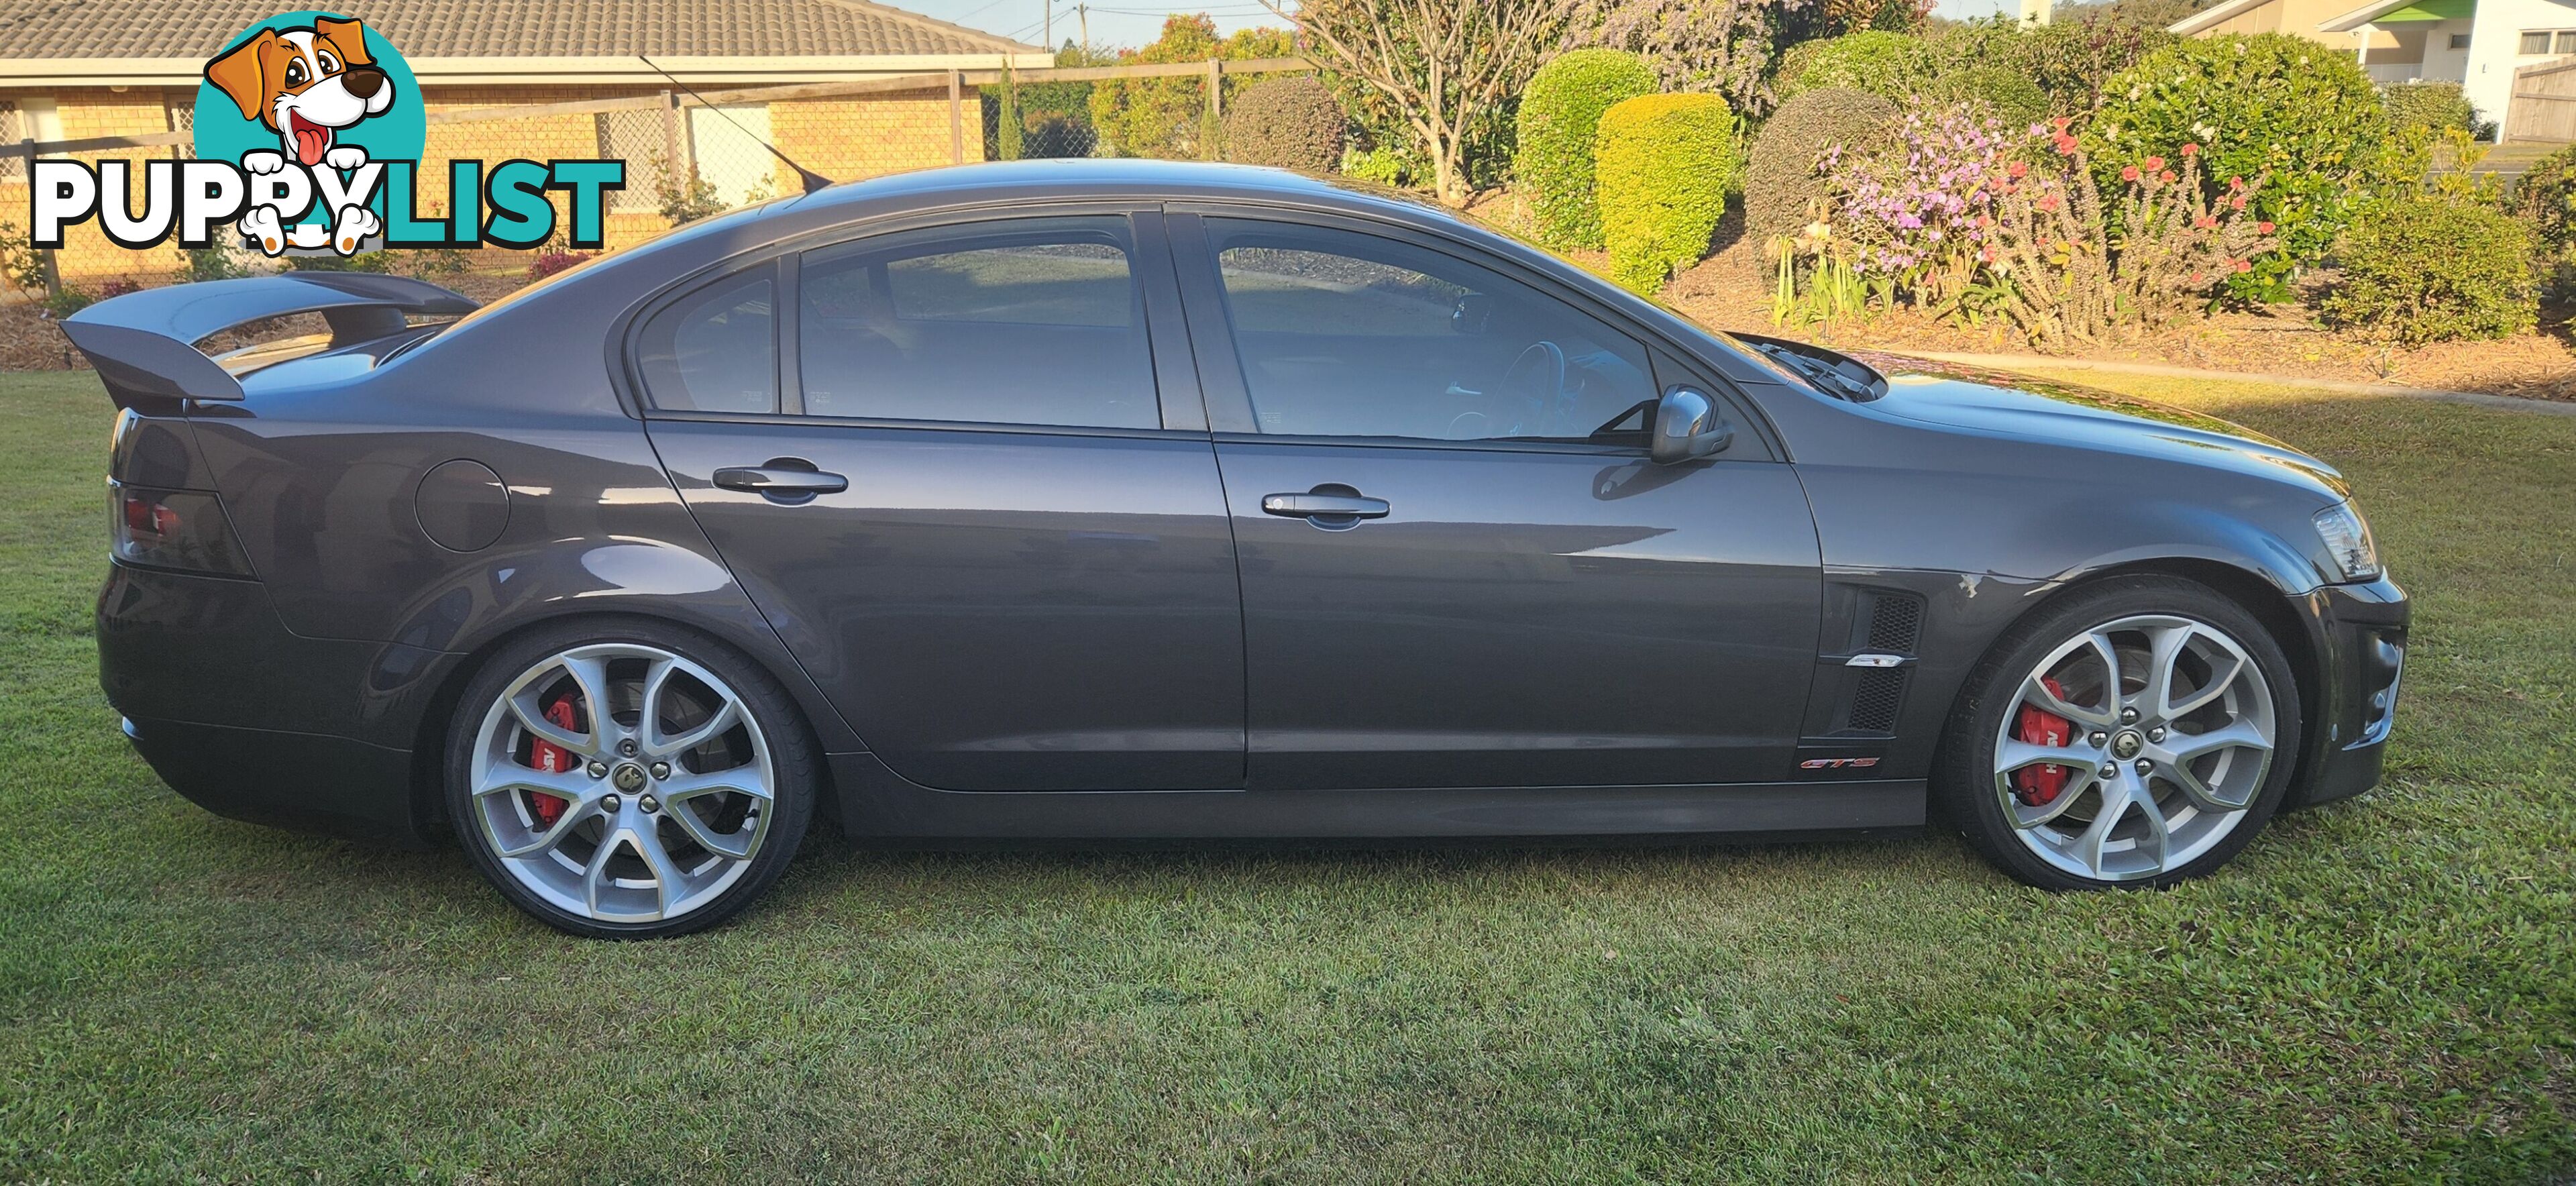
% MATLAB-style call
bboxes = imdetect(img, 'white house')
[2169,0,2576,131]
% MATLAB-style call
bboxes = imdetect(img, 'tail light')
[110,483,253,576]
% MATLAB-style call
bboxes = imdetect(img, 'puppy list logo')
[27,10,623,258]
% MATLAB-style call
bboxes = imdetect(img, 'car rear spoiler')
[60,272,480,406]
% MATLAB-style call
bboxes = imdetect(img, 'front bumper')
[2286,574,2410,808]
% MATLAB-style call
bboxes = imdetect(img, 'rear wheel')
[1936,576,2302,889]
[445,620,814,937]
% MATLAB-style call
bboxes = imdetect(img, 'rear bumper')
[2287,575,2410,809]
[98,561,458,845]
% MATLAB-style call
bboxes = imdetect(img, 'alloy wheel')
[1990,614,2277,882]
[468,643,775,923]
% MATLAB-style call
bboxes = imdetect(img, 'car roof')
[780,158,1428,219]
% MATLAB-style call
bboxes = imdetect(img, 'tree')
[1271,0,1574,205]
[1090,16,1296,160]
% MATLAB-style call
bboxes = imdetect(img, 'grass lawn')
[0,366,2569,1183]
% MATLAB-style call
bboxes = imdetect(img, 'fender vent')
[1847,669,1907,733]
[1866,594,1923,653]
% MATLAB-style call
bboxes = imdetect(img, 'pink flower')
[2230,195,2248,210]
[2257,220,2275,233]
[2232,259,2253,274]
[2229,176,2247,191]
[2053,134,2080,156]
[2181,143,2200,157]
[2121,165,2141,182]
[2144,156,2165,171]
[2190,271,2205,283]
[2039,193,2061,211]
[2160,170,2177,184]
[2008,160,2029,178]
[2194,215,2217,229]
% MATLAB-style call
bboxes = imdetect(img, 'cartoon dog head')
[204,17,394,168]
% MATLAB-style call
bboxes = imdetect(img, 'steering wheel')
[1498,340,1570,437]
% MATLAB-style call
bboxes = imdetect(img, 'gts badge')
[1798,756,1882,772]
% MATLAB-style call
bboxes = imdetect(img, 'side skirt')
[828,753,1925,843]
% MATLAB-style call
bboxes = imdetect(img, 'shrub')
[1515,49,1660,250]
[2511,144,2576,295]
[1932,19,2177,115]
[2090,33,2390,302]
[1743,87,1900,244]
[1824,103,2021,312]
[1984,131,2282,350]
[1924,66,2049,127]
[1776,31,1935,104]
[1338,144,1424,187]
[1224,76,1349,174]
[2382,81,2475,137]
[1596,93,1741,293]
[525,251,596,282]
[283,251,394,274]
[40,285,94,319]
[1091,16,1295,160]
[2320,196,2536,346]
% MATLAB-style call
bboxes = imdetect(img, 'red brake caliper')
[2012,676,2074,807]
[525,694,579,827]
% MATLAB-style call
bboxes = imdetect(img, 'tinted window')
[1204,219,1655,442]
[636,270,775,413]
[2522,30,2553,53]
[798,217,1159,429]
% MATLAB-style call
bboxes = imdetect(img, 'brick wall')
[5,80,983,286]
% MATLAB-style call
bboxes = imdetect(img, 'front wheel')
[1935,576,2302,889]
[444,620,816,937]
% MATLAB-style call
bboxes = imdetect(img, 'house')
[0,0,1049,280]
[2169,0,2576,131]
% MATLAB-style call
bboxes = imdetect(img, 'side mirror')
[1651,386,1733,466]
[1450,293,1492,335]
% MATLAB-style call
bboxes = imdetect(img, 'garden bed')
[1662,235,2576,402]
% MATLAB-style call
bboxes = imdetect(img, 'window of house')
[2522,30,2557,54]
[2558,30,2576,52]
[2449,32,2471,49]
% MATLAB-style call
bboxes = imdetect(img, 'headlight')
[2312,501,2381,582]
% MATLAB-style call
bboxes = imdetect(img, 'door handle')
[712,461,848,498]
[1261,491,1390,521]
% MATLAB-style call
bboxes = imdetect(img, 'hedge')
[1596,93,1741,294]
[2319,196,2536,346]
[1224,75,1348,174]
[1742,87,1899,244]
[1515,49,1661,250]
[1776,32,1935,105]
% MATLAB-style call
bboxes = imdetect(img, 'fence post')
[949,69,965,165]
[660,89,688,198]
[1202,59,1222,162]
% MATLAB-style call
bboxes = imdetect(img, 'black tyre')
[1935,575,2302,890]
[444,617,816,937]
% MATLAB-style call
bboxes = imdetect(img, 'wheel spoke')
[2140,624,2194,721]
[507,690,593,756]
[663,798,759,860]
[631,823,690,918]
[474,761,594,803]
[2129,776,2171,869]
[582,828,624,916]
[2161,757,2251,814]
[2072,777,2135,879]
[2166,649,2247,721]
[493,797,603,859]
[652,698,741,759]
[1997,737,2088,777]
[659,769,772,803]
[2166,718,2271,763]
[2024,671,2116,729]
[2007,763,2099,829]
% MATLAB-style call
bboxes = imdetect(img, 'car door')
[1168,210,1823,791]
[639,209,1246,792]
